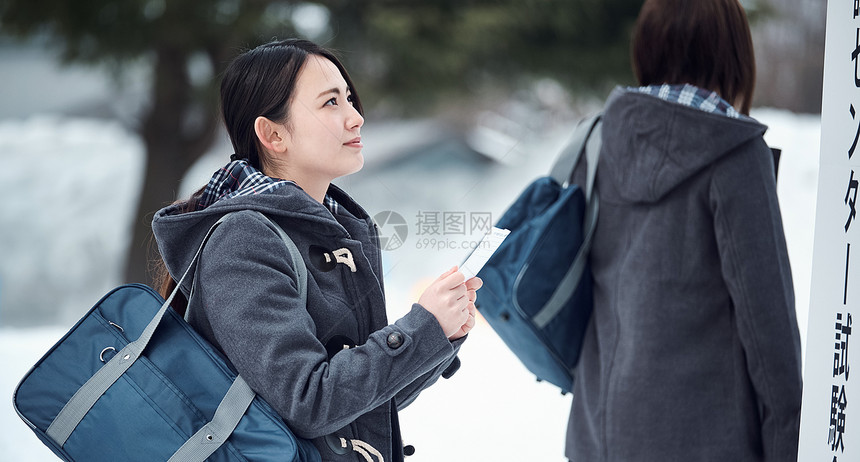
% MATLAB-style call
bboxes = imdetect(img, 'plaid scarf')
[629,84,744,119]
[196,160,340,215]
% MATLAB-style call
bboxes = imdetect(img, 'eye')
[324,97,338,107]
[347,94,355,105]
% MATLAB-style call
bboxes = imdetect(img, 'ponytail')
[151,186,205,316]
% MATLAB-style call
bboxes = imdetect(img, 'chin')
[333,155,364,180]
[347,153,365,174]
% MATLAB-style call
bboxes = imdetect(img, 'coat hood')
[152,176,375,285]
[599,87,768,204]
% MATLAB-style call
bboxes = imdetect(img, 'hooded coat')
[565,88,803,461]
[152,171,463,462]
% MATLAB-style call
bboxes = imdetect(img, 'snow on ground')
[0,107,820,461]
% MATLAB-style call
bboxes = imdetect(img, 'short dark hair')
[631,0,756,114]
[220,39,363,170]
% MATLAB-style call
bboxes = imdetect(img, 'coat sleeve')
[196,212,458,439]
[710,141,803,461]
[393,341,464,410]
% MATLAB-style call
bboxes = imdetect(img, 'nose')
[347,103,364,130]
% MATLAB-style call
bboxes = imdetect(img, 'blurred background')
[0,0,825,460]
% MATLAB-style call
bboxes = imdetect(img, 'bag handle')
[167,375,256,461]
[47,211,307,462]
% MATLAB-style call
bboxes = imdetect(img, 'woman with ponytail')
[151,39,481,462]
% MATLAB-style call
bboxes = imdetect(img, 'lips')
[344,136,362,148]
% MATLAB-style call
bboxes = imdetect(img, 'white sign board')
[797,2,858,461]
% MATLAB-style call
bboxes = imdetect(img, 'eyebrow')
[317,87,351,99]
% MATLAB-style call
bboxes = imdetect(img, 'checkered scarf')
[629,84,745,119]
[196,159,340,215]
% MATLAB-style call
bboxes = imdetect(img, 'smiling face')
[262,54,365,200]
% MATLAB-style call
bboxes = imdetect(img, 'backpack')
[475,113,602,393]
[13,211,320,462]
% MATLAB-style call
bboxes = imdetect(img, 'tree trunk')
[124,145,187,284]
[123,44,218,283]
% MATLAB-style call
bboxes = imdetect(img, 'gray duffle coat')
[566,88,803,462]
[153,178,462,462]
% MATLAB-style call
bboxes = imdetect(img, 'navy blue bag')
[13,211,320,462]
[476,114,601,393]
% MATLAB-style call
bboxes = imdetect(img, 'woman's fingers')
[465,276,483,291]
[438,266,459,280]
[467,289,477,303]
[441,268,467,289]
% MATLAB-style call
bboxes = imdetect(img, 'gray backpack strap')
[246,211,308,307]
[583,120,602,202]
[532,116,602,330]
[186,211,307,317]
[549,113,603,194]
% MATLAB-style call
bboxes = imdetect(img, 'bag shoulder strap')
[187,210,308,319]
[549,112,603,200]
[247,211,308,307]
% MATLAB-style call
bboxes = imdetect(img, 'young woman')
[566,1,802,461]
[151,39,482,462]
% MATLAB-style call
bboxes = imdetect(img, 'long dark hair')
[154,39,363,308]
[631,0,756,115]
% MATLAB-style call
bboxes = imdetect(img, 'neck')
[299,181,329,204]
[264,167,328,203]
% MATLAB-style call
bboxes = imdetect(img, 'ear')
[254,116,288,153]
